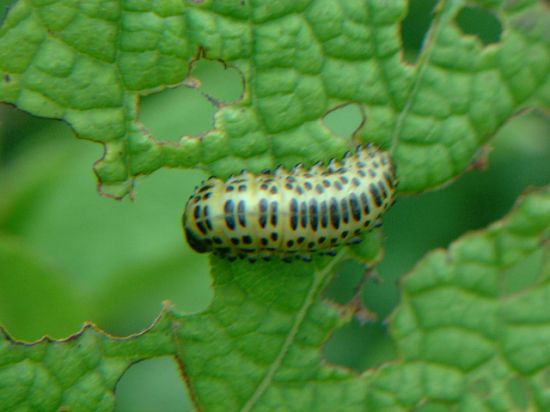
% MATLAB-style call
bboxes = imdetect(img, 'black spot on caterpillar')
[183,144,397,262]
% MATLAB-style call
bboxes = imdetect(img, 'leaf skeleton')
[183,144,397,263]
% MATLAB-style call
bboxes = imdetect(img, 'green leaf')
[1,0,548,197]
[367,187,550,410]
[0,307,176,412]
[168,187,548,411]
[0,187,548,410]
[175,254,367,412]
[1,0,549,410]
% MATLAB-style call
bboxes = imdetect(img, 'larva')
[183,144,397,263]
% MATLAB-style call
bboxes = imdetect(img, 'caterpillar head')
[182,213,210,253]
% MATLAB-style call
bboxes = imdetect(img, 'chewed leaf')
[369,186,550,409]
[1,186,548,410]
[173,187,549,411]
[0,307,176,412]
[0,0,548,197]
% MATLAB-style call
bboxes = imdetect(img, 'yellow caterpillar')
[183,144,397,263]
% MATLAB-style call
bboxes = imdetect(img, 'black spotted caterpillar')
[183,144,397,262]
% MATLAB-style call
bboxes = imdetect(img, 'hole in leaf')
[139,59,243,142]
[115,357,191,412]
[455,6,502,45]
[360,273,400,320]
[323,104,363,139]
[506,377,530,410]
[323,318,397,371]
[400,0,438,63]
[190,59,243,103]
[323,260,364,304]
[139,84,214,141]
[501,248,544,296]
[324,261,397,371]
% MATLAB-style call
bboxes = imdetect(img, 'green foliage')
[0,0,548,197]
[1,188,548,411]
[0,0,549,411]
[0,311,176,411]
[379,188,550,410]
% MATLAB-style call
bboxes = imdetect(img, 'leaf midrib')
[240,253,345,412]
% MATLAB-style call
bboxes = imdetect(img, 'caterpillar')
[183,144,397,263]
